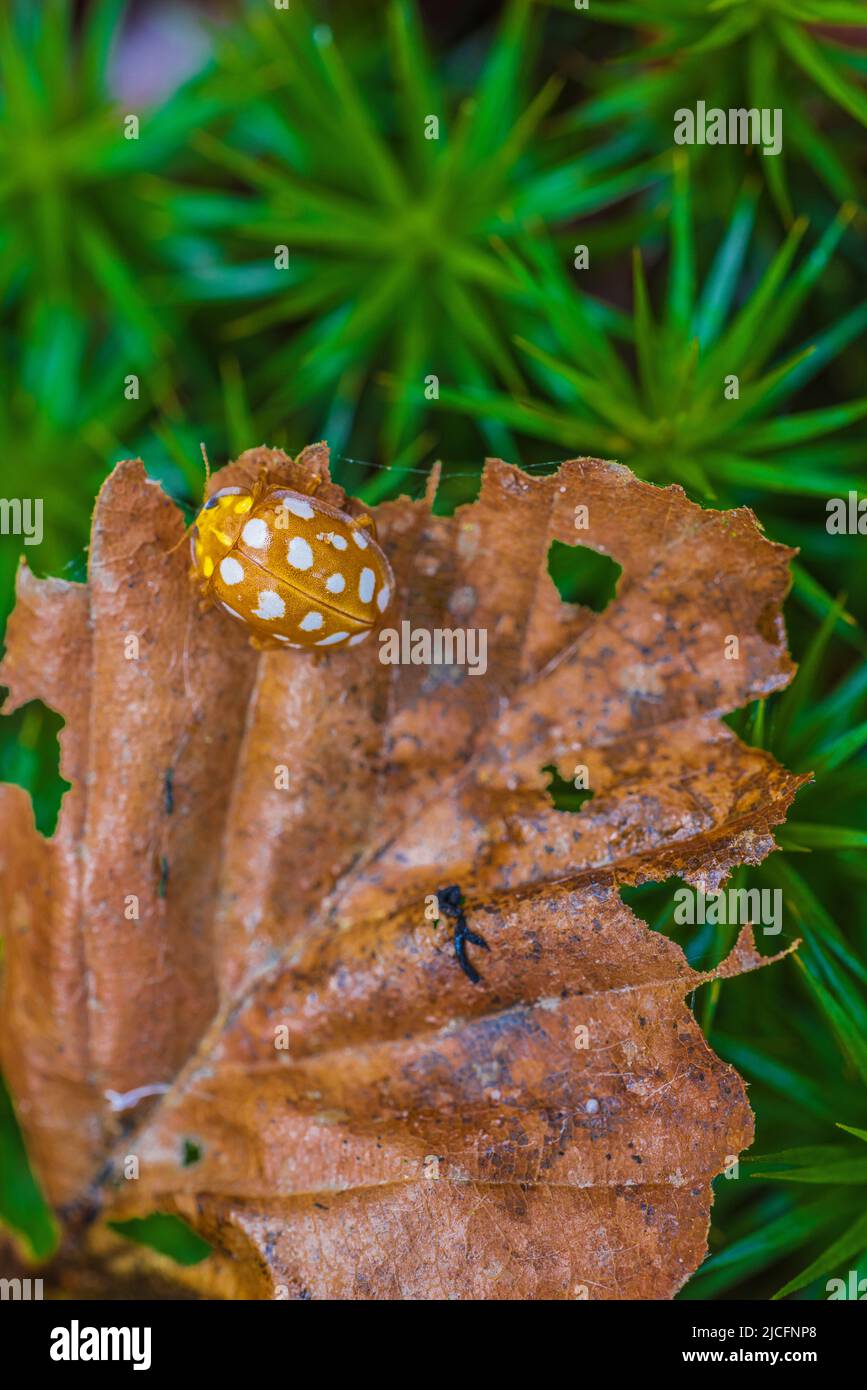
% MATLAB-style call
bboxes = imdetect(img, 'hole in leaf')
[542,764,594,813]
[547,540,621,613]
[181,1138,202,1167]
[432,467,482,516]
[108,1213,212,1266]
[0,698,70,836]
[0,1072,59,1262]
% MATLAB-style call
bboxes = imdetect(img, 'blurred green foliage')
[548,0,867,217]
[0,1073,58,1261]
[0,0,866,1297]
[107,1213,212,1266]
[184,0,659,460]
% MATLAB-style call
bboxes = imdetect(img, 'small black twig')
[436,884,490,984]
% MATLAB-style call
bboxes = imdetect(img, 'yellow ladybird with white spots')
[190,474,394,650]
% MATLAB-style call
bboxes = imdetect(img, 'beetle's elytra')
[190,471,394,651]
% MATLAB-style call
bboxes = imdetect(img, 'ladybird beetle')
[189,463,394,651]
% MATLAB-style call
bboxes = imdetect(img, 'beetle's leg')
[355,511,378,541]
[249,633,294,652]
[296,471,324,498]
[250,464,270,502]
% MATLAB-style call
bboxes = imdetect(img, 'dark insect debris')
[436,884,490,985]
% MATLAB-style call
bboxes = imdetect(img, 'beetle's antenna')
[164,441,213,558]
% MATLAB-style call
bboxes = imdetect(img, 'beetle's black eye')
[204,495,220,510]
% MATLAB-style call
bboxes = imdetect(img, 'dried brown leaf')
[0,448,804,1298]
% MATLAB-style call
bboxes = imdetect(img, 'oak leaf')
[0,446,805,1299]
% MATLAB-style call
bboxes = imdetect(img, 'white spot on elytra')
[253,590,285,621]
[348,631,370,646]
[326,572,345,594]
[320,531,348,550]
[316,631,349,646]
[287,536,314,570]
[359,567,375,603]
[376,584,390,613]
[299,611,324,631]
[282,497,315,519]
[352,529,369,549]
[242,518,269,548]
[219,556,244,585]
